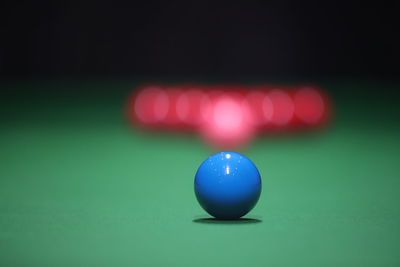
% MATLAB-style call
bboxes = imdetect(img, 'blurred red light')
[294,88,325,125]
[200,94,255,148]
[134,87,169,124]
[268,90,294,126]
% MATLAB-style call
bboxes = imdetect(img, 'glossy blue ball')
[194,152,262,219]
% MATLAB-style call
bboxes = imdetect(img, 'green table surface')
[1,81,399,266]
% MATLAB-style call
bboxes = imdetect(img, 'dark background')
[0,1,399,80]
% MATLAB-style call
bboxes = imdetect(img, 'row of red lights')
[127,84,331,147]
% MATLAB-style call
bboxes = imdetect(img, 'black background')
[1,1,399,80]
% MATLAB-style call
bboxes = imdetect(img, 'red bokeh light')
[133,86,169,125]
[268,89,294,127]
[293,87,325,125]
[129,84,332,148]
[176,89,209,127]
[200,94,255,148]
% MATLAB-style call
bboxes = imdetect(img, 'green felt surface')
[0,81,399,266]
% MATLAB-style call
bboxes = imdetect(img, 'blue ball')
[194,152,262,219]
